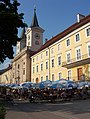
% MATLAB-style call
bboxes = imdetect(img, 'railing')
[66,76,90,82]
[62,53,89,66]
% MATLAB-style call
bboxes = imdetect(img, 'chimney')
[45,38,48,43]
[77,14,85,23]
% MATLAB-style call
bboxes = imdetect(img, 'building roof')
[0,65,12,75]
[30,8,39,28]
[31,14,90,56]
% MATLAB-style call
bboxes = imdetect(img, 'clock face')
[35,33,40,39]
[35,40,40,45]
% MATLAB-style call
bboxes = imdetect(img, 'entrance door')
[77,68,83,80]
[36,78,39,83]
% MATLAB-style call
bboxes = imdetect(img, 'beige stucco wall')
[31,22,90,83]
[12,47,31,84]
[0,68,12,84]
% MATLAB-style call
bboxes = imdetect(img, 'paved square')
[6,99,90,119]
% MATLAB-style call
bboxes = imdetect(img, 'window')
[36,56,38,61]
[28,35,30,40]
[52,59,54,67]
[67,53,71,63]
[51,48,54,54]
[86,28,90,36]
[59,73,62,80]
[52,74,54,81]
[18,64,20,69]
[23,68,25,75]
[13,73,14,78]
[41,77,43,82]
[75,34,80,42]
[66,39,70,46]
[58,56,61,65]
[41,54,43,59]
[33,58,34,63]
[88,44,90,56]
[28,42,30,46]
[68,70,71,80]
[46,51,48,56]
[58,44,60,51]
[33,67,34,73]
[36,65,38,72]
[41,64,43,71]
[46,75,48,80]
[46,61,48,69]
[76,48,81,60]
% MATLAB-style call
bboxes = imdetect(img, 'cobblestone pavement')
[6,99,90,119]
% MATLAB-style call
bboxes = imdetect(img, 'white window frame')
[75,33,80,42]
[40,63,43,71]
[85,27,90,37]
[46,61,48,69]
[75,46,82,61]
[58,55,61,66]
[33,58,34,63]
[41,76,43,82]
[51,48,54,54]
[51,58,54,68]
[58,72,62,80]
[28,41,30,46]
[46,51,48,56]
[66,51,71,63]
[52,74,54,81]
[66,39,70,47]
[28,34,30,40]
[36,65,38,72]
[33,67,34,73]
[58,44,61,51]
[87,42,90,57]
[36,56,38,61]
[67,70,72,80]
[41,54,43,59]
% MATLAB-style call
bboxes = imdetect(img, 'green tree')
[0,0,27,63]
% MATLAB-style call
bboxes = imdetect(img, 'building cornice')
[12,47,30,62]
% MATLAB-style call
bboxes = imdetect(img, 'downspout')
[48,47,50,80]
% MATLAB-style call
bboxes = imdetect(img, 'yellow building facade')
[0,13,90,84]
[31,14,90,83]
[0,65,12,84]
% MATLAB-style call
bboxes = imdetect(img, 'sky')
[0,0,90,70]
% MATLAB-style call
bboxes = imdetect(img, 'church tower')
[16,27,26,54]
[26,8,45,51]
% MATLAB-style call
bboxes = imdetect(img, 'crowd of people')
[0,86,90,104]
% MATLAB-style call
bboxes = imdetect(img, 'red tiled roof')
[32,14,90,56]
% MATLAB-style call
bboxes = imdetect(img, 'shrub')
[0,106,6,119]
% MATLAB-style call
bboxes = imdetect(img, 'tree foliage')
[0,0,27,63]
